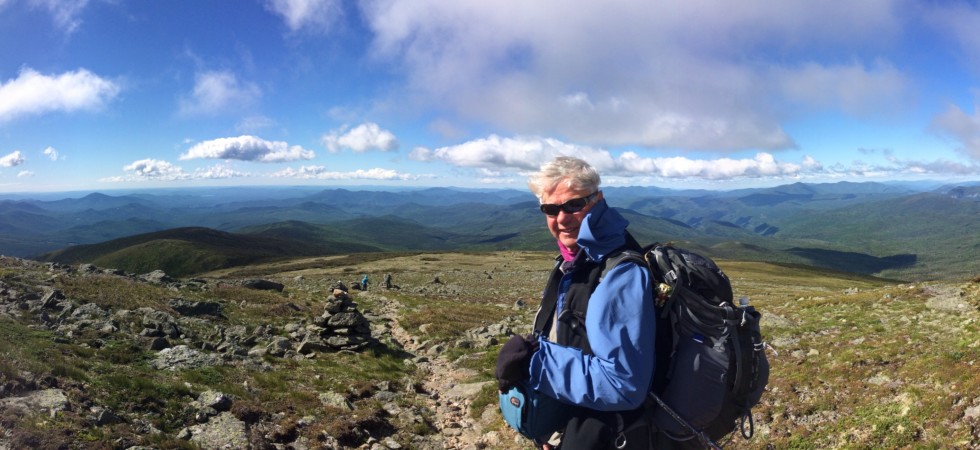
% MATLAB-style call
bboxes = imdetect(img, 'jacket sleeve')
[528,261,656,411]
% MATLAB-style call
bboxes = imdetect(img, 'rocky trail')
[362,290,517,450]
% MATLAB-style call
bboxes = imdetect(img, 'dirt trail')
[364,291,508,450]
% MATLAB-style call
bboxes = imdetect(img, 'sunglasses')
[539,192,598,216]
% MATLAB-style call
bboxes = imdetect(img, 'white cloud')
[409,134,610,171]
[194,164,250,179]
[412,135,822,181]
[102,159,255,183]
[615,152,805,180]
[321,123,399,153]
[263,0,341,33]
[43,146,59,161]
[0,150,25,168]
[178,71,261,117]
[101,159,190,182]
[17,170,34,178]
[360,0,905,151]
[180,135,315,163]
[930,96,980,161]
[271,165,419,180]
[0,68,119,123]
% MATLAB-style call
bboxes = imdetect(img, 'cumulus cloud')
[43,146,60,161]
[0,150,25,168]
[271,165,419,180]
[263,0,341,33]
[180,135,315,163]
[100,159,190,182]
[0,68,120,123]
[123,159,187,179]
[321,123,399,153]
[360,0,906,151]
[615,152,806,180]
[102,160,254,183]
[178,71,261,117]
[930,97,980,161]
[18,170,34,177]
[411,135,820,181]
[409,135,609,171]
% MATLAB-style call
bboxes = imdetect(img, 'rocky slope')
[0,255,536,449]
[2,252,979,449]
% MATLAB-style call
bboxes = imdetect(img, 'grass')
[3,252,979,449]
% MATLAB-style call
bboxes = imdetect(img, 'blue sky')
[2,0,980,193]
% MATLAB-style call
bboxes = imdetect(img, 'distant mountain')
[8,181,980,280]
[774,191,980,279]
[37,192,160,213]
[37,227,335,277]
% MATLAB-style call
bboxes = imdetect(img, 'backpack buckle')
[614,432,627,449]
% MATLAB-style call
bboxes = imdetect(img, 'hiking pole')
[648,392,723,450]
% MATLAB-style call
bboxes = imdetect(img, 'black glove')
[495,334,539,392]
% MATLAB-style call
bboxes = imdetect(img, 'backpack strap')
[600,250,646,282]
[599,231,647,282]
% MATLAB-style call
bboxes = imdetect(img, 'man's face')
[540,182,601,252]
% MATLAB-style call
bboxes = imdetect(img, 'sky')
[2,0,980,193]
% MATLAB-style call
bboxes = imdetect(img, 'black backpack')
[603,242,770,449]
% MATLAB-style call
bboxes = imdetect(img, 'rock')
[319,391,353,410]
[90,406,121,425]
[169,298,223,317]
[297,337,331,354]
[328,311,367,328]
[70,302,107,320]
[151,345,223,371]
[140,270,174,284]
[265,336,292,357]
[148,336,170,350]
[444,381,492,399]
[197,390,233,412]
[965,405,980,420]
[0,389,70,418]
[241,279,284,291]
[142,310,181,338]
[183,412,249,450]
[39,289,66,309]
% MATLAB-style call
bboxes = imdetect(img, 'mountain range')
[3,181,978,281]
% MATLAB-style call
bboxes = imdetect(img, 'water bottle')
[738,296,750,325]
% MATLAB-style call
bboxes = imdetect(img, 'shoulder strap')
[600,231,648,282]
[600,249,646,282]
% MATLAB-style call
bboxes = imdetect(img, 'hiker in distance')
[496,156,657,449]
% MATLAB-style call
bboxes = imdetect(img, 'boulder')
[181,412,249,450]
[169,298,223,317]
[151,345,223,371]
[240,279,284,292]
[0,388,70,418]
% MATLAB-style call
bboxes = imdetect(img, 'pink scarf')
[558,240,577,262]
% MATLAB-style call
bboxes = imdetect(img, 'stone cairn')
[299,284,373,354]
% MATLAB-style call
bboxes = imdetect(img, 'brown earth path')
[362,290,525,450]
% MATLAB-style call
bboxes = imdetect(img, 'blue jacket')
[528,199,656,411]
